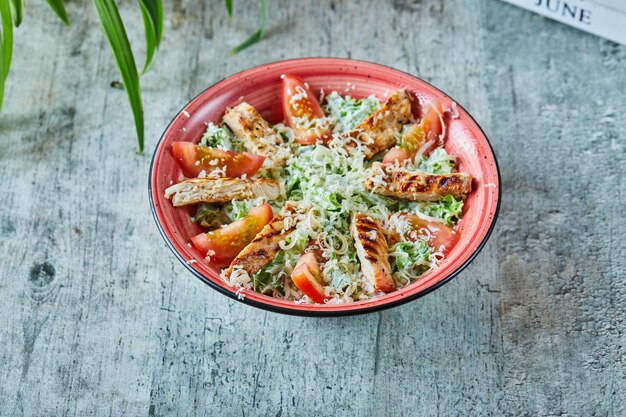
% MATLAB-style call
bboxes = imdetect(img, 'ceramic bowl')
[149,58,500,316]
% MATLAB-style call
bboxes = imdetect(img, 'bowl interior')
[150,58,500,316]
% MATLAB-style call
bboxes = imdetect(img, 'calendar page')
[500,0,626,45]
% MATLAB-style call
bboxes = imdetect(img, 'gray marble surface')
[1,0,625,415]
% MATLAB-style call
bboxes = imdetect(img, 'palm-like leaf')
[10,0,23,26]
[46,0,70,25]
[225,0,233,18]
[229,0,266,55]
[92,0,144,152]
[0,0,13,110]
[0,0,268,149]
[138,0,162,74]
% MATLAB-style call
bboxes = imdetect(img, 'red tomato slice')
[171,142,265,178]
[191,204,273,266]
[382,146,410,165]
[383,101,444,164]
[281,74,332,145]
[420,101,444,145]
[401,213,459,253]
[291,252,327,304]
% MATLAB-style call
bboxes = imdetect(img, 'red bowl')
[149,58,500,316]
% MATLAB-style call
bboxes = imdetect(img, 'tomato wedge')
[171,142,265,178]
[420,101,444,145]
[381,146,410,165]
[191,204,274,266]
[382,101,444,164]
[281,74,332,145]
[400,213,459,253]
[291,252,328,304]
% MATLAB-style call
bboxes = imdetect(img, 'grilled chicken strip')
[344,89,412,159]
[164,177,280,207]
[223,102,290,168]
[366,162,472,201]
[225,206,299,279]
[351,213,396,293]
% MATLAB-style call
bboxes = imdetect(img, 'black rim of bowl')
[148,57,502,317]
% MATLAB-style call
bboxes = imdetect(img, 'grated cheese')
[450,101,459,119]
[188,90,466,303]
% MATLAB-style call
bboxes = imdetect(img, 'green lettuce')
[224,197,266,221]
[392,241,433,272]
[415,195,464,226]
[417,147,456,174]
[191,204,231,229]
[324,92,381,132]
[200,123,242,152]
[252,252,285,295]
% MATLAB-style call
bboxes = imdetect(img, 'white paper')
[501,0,626,45]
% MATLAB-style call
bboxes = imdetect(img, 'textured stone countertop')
[1,0,625,415]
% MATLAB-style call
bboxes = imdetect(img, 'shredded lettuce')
[415,195,464,226]
[200,123,242,152]
[224,197,267,220]
[273,123,296,144]
[392,241,433,272]
[225,200,250,220]
[329,267,352,289]
[191,204,231,229]
[417,147,456,174]
[193,197,270,230]
[285,145,391,215]
[283,144,398,295]
[323,92,381,132]
[213,91,466,302]
[353,189,396,208]
[252,252,286,295]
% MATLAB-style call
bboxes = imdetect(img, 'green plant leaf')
[228,0,266,55]
[138,0,162,74]
[0,0,12,80]
[46,0,70,26]
[10,0,23,26]
[0,38,3,112]
[0,0,13,110]
[92,0,144,152]
[225,0,233,18]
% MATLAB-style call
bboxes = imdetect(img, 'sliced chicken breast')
[344,89,412,159]
[164,177,280,207]
[351,213,395,293]
[366,162,472,201]
[225,205,299,278]
[223,102,290,168]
